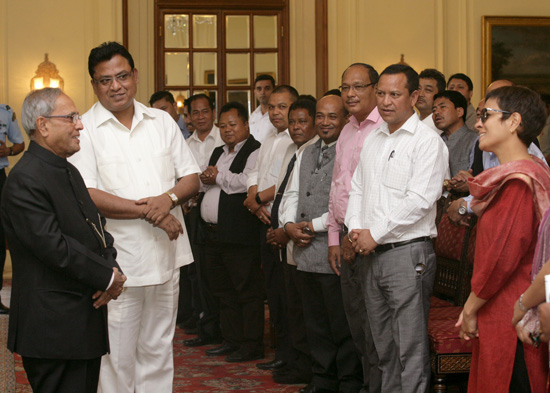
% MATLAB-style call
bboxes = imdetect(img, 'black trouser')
[187,206,221,340]
[22,356,101,393]
[260,224,291,361]
[203,227,264,352]
[298,271,363,393]
[281,253,312,377]
[0,168,6,292]
[510,339,532,393]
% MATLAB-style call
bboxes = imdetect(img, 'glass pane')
[193,53,217,85]
[227,53,250,86]
[168,90,191,114]
[193,15,217,48]
[226,15,249,49]
[227,90,251,113]
[254,53,278,84]
[254,15,277,48]
[164,14,189,48]
[165,52,189,86]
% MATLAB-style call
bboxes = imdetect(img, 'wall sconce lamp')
[30,53,64,91]
[176,93,186,114]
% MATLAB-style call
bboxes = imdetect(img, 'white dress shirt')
[68,101,201,286]
[246,129,294,213]
[200,140,260,224]
[276,136,319,266]
[186,125,224,171]
[279,140,336,232]
[422,113,442,135]
[345,113,449,244]
[249,105,277,144]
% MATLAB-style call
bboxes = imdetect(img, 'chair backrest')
[433,213,476,306]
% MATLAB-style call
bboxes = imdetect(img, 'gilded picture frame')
[482,16,550,97]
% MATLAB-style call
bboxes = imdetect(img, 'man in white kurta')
[69,42,200,393]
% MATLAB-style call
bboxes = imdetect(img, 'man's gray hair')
[21,88,64,136]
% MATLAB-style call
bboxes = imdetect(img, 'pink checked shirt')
[326,107,383,246]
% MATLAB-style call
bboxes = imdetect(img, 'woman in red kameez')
[456,86,550,393]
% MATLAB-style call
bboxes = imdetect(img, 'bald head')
[486,80,514,93]
[315,95,347,144]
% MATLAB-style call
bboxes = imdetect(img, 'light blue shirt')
[0,104,25,169]
[177,114,191,139]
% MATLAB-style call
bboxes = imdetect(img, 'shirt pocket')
[153,147,175,183]
[382,156,411,191]
[97,155,130,191]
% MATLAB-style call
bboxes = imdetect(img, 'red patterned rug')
[15,324,302,392]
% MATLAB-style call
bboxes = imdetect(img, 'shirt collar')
[321,140,337,149]
[223,138,247,154]
[349,106,382,129]
[188,125,219,143]
[28,140,68,168]
[378,112,419,136]
[92,100,156,130]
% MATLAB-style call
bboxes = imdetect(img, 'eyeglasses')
[338,83,375,93]
[44,113,82,124]
[93,71,133,87]
[477,107,512,123]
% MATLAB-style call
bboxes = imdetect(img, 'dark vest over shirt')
[206,135,261,246]
[293,139,336,274]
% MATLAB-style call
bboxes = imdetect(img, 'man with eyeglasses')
[0,102,25,314]
[326,63,383,393]
[1,88,126,393]
[69,42,201,393]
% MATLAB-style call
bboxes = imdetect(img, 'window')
[156,1,289,114]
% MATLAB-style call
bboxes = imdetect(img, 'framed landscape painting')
[482,16,550,97]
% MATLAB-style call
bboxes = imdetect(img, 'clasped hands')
[200,166,218,185]
[136,193,183,240]
[92,267,127,308]
[284,222,314,248]
[243,188,271,225]
[348,229,378,256]
[444,169,472,193]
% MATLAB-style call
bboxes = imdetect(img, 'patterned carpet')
[0,316,15,393]
[13,316,302,392]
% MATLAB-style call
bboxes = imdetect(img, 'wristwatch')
[255,192,262,205]
[458,200,467,216]
[165,191,179,209]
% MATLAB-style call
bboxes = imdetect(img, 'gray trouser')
[361,241,435,393]
[340,256,381,393]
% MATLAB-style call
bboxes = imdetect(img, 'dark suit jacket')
[0,142,120,359]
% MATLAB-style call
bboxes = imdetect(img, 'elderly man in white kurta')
[69,42,200,393]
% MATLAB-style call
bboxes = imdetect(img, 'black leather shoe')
[299,384,335,393]
[205,343,239,356]
[184,337,222,347]
[184,327,198,335]
[225,349,264,363]
[0,303,9,315]
[256,359,286,370]
[272,370,310,384]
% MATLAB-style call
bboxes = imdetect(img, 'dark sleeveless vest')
[205,135,261,246]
